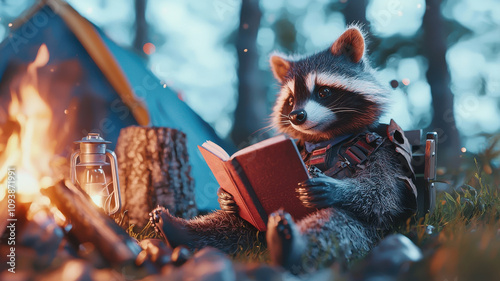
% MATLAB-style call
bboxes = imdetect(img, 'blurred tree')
[273,15,296,52]
[133,0,147,57]
[231,0,267,146]
[341,0,385,60]
[342,0,369,27]
[422,0,461,167]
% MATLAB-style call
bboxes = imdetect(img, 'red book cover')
[198,135,313,231]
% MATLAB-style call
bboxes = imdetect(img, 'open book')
[198,135,313,231]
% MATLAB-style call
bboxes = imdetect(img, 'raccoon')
[149,26,417,274]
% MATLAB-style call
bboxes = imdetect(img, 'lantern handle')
[106,149,122,215]
[70,151,80,186]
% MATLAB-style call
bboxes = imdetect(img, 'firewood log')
[115,126,197,230]
[41,181,146,268]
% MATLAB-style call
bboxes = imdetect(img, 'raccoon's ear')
[269,55,290,83]
[330,27,365,63]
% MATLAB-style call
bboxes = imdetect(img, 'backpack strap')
[322,131,384,178]
[304,120,418,198]
[386,119,417,197]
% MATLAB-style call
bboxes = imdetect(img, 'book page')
[231,135,287,159]
[202,141,230,160]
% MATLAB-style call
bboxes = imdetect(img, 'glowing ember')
[0,44,58,202]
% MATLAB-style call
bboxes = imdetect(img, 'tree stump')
[115,126,197,230]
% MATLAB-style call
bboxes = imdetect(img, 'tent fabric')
[0,2,233,209]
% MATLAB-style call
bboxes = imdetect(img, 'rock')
[19,208,67,268]
[171,246,191,267]
[350,234,423,281]
[0,271,31,281]
[36,259,92,281]
[137,239,172,268]
[171,248,236,281]
[235,263,285,281]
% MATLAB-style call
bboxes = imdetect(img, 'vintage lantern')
[70,133,121,215]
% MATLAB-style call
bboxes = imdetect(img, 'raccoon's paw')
[266,209,305,271]
[149,206,166,234]
[149,206,195,249]
[217,187,238,214]
[297,175,342,209]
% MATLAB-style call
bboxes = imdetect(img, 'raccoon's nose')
[288,110,307,125]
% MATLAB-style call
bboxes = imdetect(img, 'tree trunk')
[115,126,197,230]
[343,0,368,27]
[422,0,461,167]
[231,0,266,146]
[133,0,148,56]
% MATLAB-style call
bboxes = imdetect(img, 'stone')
[350,234,423,281]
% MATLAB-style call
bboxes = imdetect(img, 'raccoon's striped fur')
[150,26,417,275]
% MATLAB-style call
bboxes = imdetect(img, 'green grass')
[115,210,160,241]
[402,161,499,241]
[232,231,269,263]
[126,221,160,240]
[398,155,500,280]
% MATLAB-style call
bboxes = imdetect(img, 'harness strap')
[333,133,384,176]
[303,120,417,198]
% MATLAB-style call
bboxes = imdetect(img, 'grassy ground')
[399,158,500,280]
[392,135,500,280]
[127,136,500,279]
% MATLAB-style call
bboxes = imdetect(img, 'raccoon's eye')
[288,96,294,106]
[318,87,332,99]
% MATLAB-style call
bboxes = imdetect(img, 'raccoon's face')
[270,27,389,143]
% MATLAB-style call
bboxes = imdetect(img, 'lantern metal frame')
[70,133,121,215]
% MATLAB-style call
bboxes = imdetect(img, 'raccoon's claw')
[307,165,325,178]
[270,209,292,240]
[297,176,340,209]
[217,187,238,214]
[149,206,165,235]
[149,206,195,249]
[266,209,305,271]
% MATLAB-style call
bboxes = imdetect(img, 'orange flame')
[0,44,57,202]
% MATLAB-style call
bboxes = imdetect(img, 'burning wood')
[41,180,143,267]
[0,180,163,279]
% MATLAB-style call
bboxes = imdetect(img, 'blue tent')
[0,0,233,210]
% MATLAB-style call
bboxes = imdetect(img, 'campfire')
[0,43,198,279]
[0,44,147,275]
[0,44,61,205]
[0,2,241,279]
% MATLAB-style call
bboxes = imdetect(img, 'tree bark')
[231,0,267,146]
[115,126,197,230]
[422,0,461,167]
